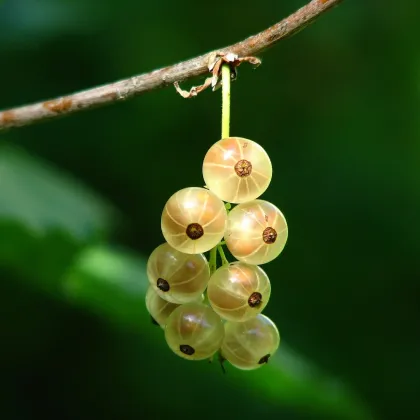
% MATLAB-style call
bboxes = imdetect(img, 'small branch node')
[209,52,261,91]
[174,51,262,99]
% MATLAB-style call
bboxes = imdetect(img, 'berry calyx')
[179,344,195,356]
[157,278,170,292]
[258,354,271,365]
[234,159,252,177]
[248,292,263,308]
[186,223,204,240]
[262,227,277,244]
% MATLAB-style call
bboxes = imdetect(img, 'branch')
[0,0,343,131]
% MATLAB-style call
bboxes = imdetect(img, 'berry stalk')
[209,245,218,275]
[221,64,231,139]
[217,244,229,266]
[207,63,233,275]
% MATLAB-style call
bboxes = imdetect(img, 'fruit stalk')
[217,244,229,266]
[221,64,231,139]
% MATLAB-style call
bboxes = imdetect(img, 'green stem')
[217,244,230,266]
[207,63,232,276]
[209,64,231,275]
[221,64,231,139]
[209,246,218,275]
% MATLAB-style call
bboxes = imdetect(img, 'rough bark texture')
[0,0,343,131]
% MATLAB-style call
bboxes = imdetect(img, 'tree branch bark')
[0,0,343,131]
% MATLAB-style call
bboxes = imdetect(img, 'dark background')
[1,1,419,419]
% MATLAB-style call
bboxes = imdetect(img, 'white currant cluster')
[146,137,288,370]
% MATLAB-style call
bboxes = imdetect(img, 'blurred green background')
[1,1,419,419]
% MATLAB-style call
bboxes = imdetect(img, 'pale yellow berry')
[165,303,224,360]
[207,262,271,322]
[224,200,288,265]
[147,242,210,303]
[221,314,280,370]
[161,187,227,254]
[202,137,272,204]
[145,286,179,328]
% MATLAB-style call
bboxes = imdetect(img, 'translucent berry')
[165,302,224,360]
[202,137,272,204]
[207,262,271,322]
[145,286,180,328]
[224,199,288,265]
[147,242,210,304]
[221,314,280,370]
[161,187,227,254]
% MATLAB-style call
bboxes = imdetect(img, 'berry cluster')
[146,137,288,370]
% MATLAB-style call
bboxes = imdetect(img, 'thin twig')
[0,0,343,131]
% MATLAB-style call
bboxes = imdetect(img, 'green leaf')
[0,145,114,241]
[0,145,115,291]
